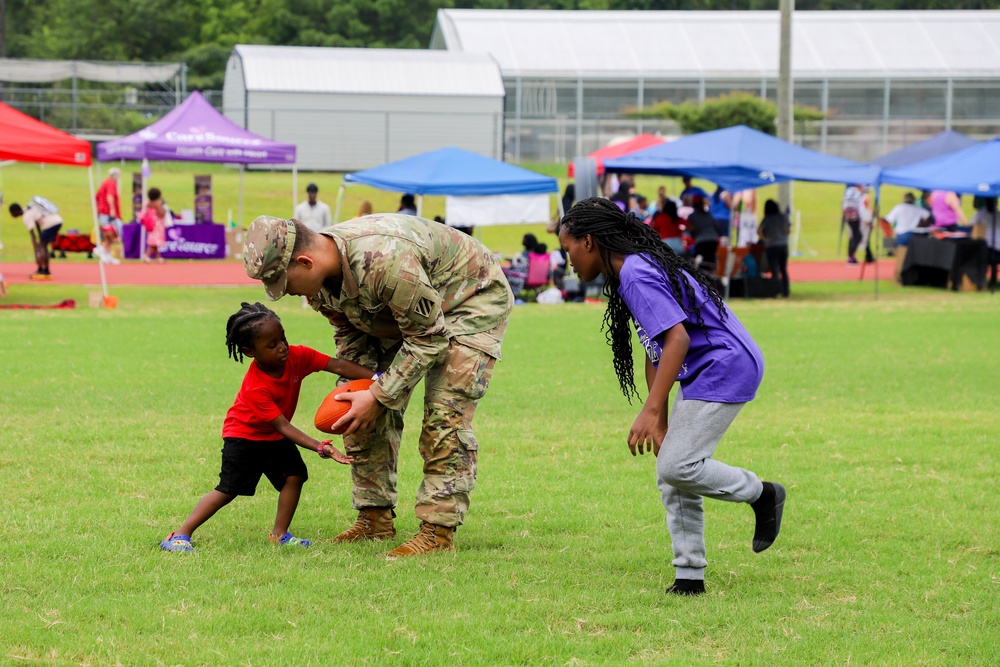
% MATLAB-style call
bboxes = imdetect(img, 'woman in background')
[757,199,791,298]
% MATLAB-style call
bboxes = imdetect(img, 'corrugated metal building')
[430,9,1000,163]
[223,45,506,170]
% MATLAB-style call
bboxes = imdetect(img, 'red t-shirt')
[222,345,331,441]
[95,177,121,219]
[651,212,684,240]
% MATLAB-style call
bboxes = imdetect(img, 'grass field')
[0,161,975,265]
[1,282,997,666]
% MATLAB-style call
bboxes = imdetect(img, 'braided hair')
[558,197,727,401]
[225,302,280,363]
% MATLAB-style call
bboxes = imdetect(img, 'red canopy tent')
[0,102,92,166]
[567,133,668,177]
[0,103,107,297]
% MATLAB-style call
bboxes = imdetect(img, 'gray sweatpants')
[656,390,764,581]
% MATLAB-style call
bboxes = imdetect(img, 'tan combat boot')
[330,508,396,543]
[385,521,455,558]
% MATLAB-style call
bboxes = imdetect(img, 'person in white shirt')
[293,183,332,233]
[882,192,931,284]
[397,193,417,216]
[9,199,63,280]
[883,192,931,247]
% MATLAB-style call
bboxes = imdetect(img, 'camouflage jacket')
[308,214,513,410]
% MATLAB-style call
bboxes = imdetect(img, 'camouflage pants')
[342,337,497,527]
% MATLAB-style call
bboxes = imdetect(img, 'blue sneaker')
[270,532,311,547]
[160,532,193,552]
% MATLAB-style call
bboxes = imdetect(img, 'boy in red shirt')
[161,302,373,552]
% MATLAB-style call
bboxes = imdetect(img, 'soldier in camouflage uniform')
[243,213,513,556]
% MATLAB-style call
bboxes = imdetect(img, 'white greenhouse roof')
[232,45,505,97]
[431,9,1000,80]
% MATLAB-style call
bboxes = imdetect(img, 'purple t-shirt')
[617,254,764,403]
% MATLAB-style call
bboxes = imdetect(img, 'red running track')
[1,260,258,287]
[0,258,896,287]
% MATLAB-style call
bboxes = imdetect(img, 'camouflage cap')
[243,215,297,301]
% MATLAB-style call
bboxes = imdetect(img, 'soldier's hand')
[331,389,384,436]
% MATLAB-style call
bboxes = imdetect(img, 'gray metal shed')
[223,45,506,171]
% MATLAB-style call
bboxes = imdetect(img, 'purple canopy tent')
[96,91,297,227]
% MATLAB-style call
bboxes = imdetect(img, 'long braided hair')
[559,197,727,401]
[225,302,280,363]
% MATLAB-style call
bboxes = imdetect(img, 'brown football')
[314,379,375,434]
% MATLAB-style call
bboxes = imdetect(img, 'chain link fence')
[0,85,220,137]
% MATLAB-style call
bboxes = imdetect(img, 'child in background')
[650,198,686,256]
[140,187,170,264]
[557,198,786,596]
[160,302,374,552]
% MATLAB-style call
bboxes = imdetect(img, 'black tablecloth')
[900,236,988,290]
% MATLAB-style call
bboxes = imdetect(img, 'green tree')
[25,0,197,61]
[627,92,824,135]
[244,0,452,49]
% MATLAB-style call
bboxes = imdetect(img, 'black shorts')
[39,224,62,244]
[215,437,308,496]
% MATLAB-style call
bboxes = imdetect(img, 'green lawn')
[0,283,997,666]
[0,162,975,265]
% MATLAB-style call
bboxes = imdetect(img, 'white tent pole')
[417,195,423,218]
[333,185,345,223]
[292,165,298,217]
[0,162,5,251]
[88,165,108,298]
[238,164,245,228]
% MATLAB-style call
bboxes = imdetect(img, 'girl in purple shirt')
[558,197,786,597]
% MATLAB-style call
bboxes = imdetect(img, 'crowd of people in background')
[8,171,995,297]
[524,174,793,301]
[520,174,999,301]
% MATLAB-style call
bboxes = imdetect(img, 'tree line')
[1,0,993,90]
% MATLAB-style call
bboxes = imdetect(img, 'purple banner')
[195,175,212,223]
[122,222,226,260]
[132,173,143,221]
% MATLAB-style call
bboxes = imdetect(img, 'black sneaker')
[751,482,786,553]
[665,579,705,596]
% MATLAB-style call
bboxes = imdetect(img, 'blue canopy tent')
[334,147,559,226]
[878,138,1000,197]
[870,131,981,169]
[603,125,881,193]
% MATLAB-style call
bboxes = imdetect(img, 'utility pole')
[0,0,7,103]
[1,0,7,59]
[777,0,794,213]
